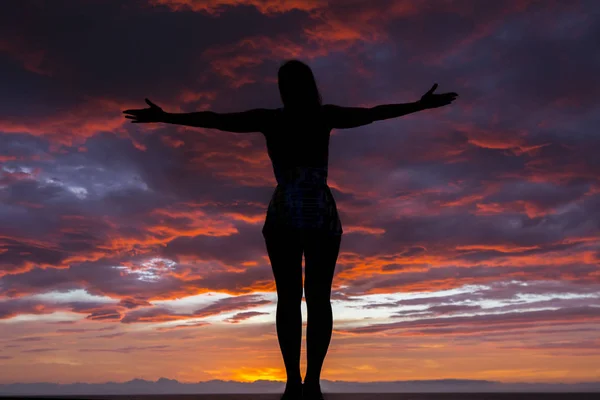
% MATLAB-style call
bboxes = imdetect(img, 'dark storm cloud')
[225,310,270,323]
[118,297,153,309]
[192,293,271,316]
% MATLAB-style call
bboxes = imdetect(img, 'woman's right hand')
[123,98,166,123]
[419,84,458,109]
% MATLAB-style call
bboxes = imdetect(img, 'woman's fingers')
[427,83,438,95]
[424,86,458,100]
[124,116,156,123]
[123,98,161,116]
[123,99,162,124]
[123,108,152,115]
[145,98,158,108]
[438,94,458,101]
[123,108,155,116]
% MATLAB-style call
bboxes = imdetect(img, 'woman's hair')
[278,59,322,110]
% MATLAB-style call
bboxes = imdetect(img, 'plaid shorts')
[262,166,343,237]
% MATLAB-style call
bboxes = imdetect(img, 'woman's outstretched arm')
[123,99,272,133]
[325,83,458,129]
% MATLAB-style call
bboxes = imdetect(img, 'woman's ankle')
[286,377,302,386]
[303,378,320,387]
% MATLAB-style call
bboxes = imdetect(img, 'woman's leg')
[303,233,342,389]
[264,230,304,387]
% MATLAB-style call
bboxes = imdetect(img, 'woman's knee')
[305,298,332,311]
[304,285,332,308]
[276,285,304,305]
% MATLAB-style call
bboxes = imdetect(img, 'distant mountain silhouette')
[1,378,599,395]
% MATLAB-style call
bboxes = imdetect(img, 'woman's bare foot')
[302,381,324,400]
[281,380,303,400]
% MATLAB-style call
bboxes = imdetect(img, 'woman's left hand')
[123,98,166,123]
[419,84,458,109]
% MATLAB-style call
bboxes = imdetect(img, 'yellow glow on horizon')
[232,367,286,382]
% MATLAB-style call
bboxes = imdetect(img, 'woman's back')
[261,106,343,237]
[262,107,332,175]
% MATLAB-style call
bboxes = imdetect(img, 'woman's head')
[278,60,322,110]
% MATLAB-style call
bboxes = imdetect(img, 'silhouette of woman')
[123,60,457,400]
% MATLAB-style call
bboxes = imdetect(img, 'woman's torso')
[261,107,343,237]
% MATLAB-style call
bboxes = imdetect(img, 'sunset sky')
[1,0,600,385]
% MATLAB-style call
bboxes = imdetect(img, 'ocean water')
[13,393,599,400]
